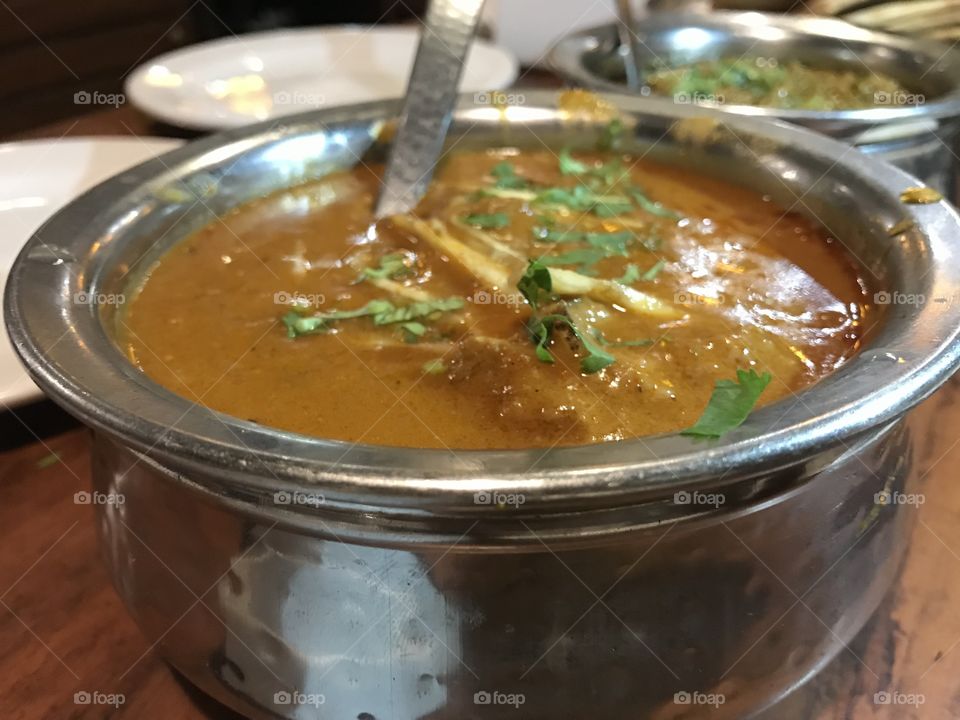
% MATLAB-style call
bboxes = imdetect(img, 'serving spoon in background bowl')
[374,0,487,218]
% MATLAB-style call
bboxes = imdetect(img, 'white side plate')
[0,137,182,408]
[126,25,519,130]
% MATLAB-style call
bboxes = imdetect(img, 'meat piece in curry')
[120,139,872,449]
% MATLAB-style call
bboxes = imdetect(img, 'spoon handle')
[615,0,642,90]
[374,0,486,218]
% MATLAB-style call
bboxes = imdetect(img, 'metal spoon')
[615,0,643,90]
[374,0,487,218]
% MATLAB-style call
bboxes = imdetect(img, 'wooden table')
[2,108,960,719]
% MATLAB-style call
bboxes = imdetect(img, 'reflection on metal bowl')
[7,92,960,718]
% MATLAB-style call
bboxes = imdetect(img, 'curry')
[645,57,911,110]
[121,140,872,449]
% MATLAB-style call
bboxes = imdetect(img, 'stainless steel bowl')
[549,12,960,195]
[7,92,960,719]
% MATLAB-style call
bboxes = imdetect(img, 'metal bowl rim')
[5,90,960,512]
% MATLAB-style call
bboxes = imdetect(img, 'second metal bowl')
[549,12,960,194]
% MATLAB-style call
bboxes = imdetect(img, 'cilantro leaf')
[283,297,463,337]
[528,318,555,364]
[517,260,553,310]
[559,147,589,175]
[400,321,427,342]
[517,261,615,373]
[593,199,634,218]
[681,369,772,438]
[536,186,596,211]
[463,212,509,229]
[371,297,465,325]
[618,263,641,284]
[543,314,615,373]
[361,253,409,281]
[626,185,681,220]
[534,186,634,218]
[490,161,528,190]
[591,158,627,188]
[532,226,586,243]
[527,314,615,374]
[597,118,625,151]
[641,259,666,281]
[584,231,632,256]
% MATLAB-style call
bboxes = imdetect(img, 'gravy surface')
[121,149,871,449]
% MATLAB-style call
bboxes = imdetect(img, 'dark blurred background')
[0,0,427,136]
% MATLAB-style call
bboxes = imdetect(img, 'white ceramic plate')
[126,25,519,131]
[0,136,182,408]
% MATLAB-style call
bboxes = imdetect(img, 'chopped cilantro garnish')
[543,314,616,373]
[361,253,409,281]
[591,158,627,188]
[540,248,607,270]
[283,297,464,337]
[536,186,595,211]
[371,297,465,325]
[532,226,586,243]
[490,161,528,190]
[641,259,666,281]
[537,231,633,273]
[597,118,625,151]
[528,314,616,374]
[618,263,641,284]
[516,261,614,374]
[584,231,631,256]
[529,318,555,363]
[626,185,681,220]
[559,147,589,175]
[400,321,427,342]
[681,369,772,438]
[535,186,633,217]
[517,260,552,310]
[593,198,635,218]
[463,212,509,229]
[533,228,632,255]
